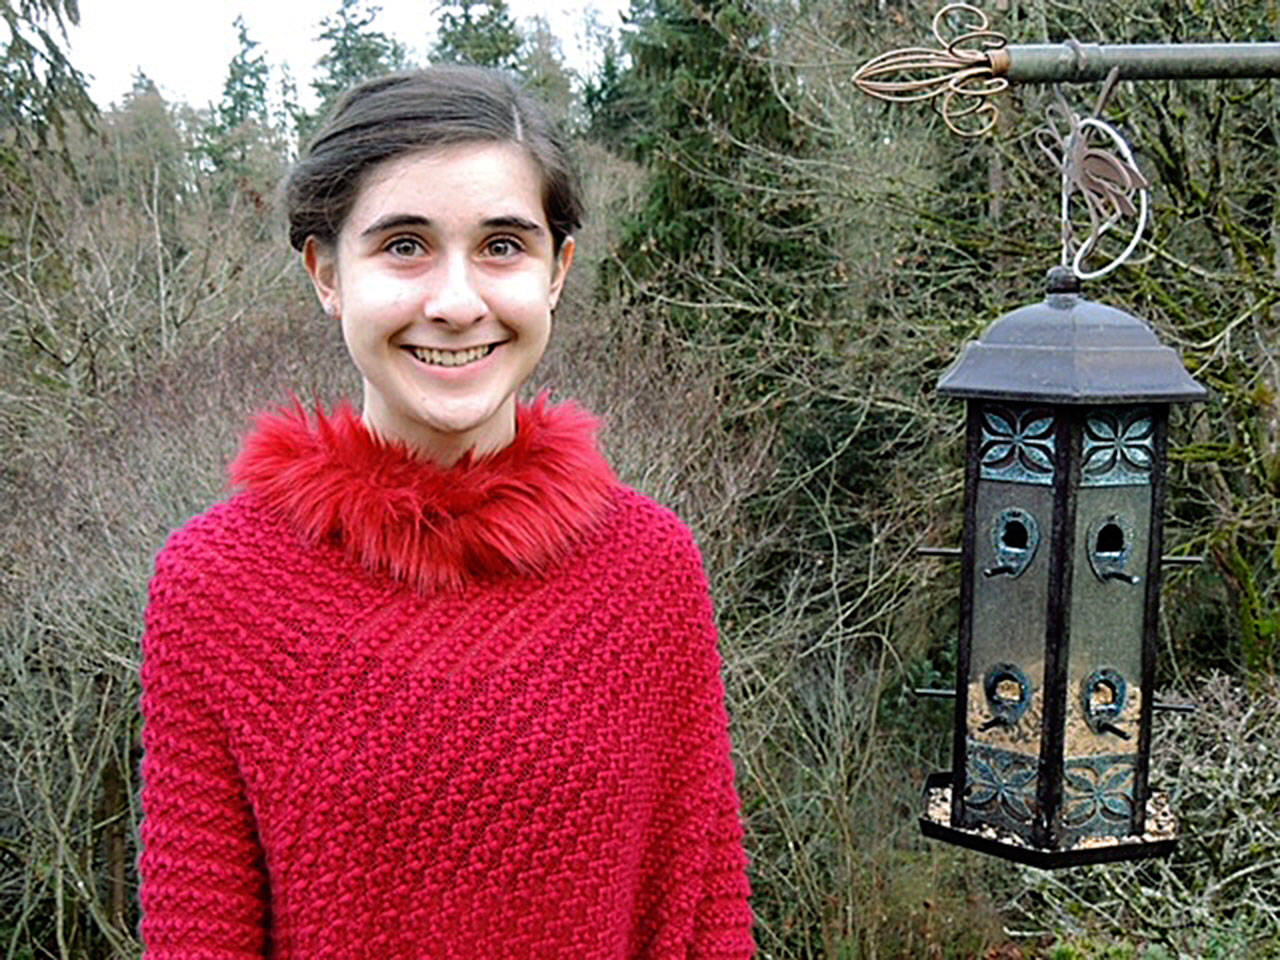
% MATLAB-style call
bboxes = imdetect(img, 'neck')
[359,390,518,467]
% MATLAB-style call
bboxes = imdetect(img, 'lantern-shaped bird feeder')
[919,266,1204,867]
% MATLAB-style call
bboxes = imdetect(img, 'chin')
[419,401,504,433]
[411,402,515,451]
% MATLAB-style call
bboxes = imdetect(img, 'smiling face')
[304,141,574,464]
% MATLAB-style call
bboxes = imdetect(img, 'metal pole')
[992,42,1280,84]
[849,3,1280,267]
[852,5,1280,137]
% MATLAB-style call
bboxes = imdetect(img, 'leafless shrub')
[0,286,347,954]
[0,81,343,953]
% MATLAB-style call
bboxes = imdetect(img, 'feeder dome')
[937,267,1207,404]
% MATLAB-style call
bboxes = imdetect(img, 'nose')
[424,253,487,328]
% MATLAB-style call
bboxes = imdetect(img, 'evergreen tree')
[203,15,271,172]
[581,17,628,149]
[302,0,410,141]
[0,0,95,148]
[434,0,521,70]
[592,0,853,664]
[214,16,270,134]
[2,0,94,266]
[274,65,302,146]
[599,0,833,341]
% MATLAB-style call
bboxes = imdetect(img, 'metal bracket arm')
[992,42,1280,84]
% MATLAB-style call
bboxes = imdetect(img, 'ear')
[303,236,341,317]
[548,236,575,311]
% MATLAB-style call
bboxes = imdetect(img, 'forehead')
[348,142,547,228]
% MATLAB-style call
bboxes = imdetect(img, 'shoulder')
[597,484,708,572]
[585,489,729,717]
[143,490,340,683]
[147,491,305,623]
[570,485,717,633]
[153,493,285,580]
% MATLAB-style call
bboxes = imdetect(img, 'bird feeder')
[919,266,1204,867]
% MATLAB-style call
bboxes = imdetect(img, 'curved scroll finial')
[853,4,1010,137]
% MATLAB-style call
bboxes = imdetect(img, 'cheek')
[336,281,424,352]
[343,272,419,315]
[493,272,555,315]
[338,300,396,361]
[339,315,374,374]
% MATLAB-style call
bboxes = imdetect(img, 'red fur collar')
[229,396,616,593]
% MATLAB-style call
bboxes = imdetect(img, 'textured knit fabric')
[138,397,755,959]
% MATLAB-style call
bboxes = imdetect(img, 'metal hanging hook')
[1033,69,1149,280]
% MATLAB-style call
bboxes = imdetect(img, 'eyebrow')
[482,215,544,234]
[359,213,545,237]
[360,213,430,237]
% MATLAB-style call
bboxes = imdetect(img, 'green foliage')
[274,64,303,144]
[581,19,626,144]
[1048,942,1140,960]
[301,0,410,142]
[201,16,273,174]
[215,16,270,133]
[600,0,835,343]
[0,0,95,148]
[434,0,521,70]
[0,0,96,271]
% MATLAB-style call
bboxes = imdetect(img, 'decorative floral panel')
[964,740,1038,830]
[1081,408,1154,487]
[979,405,1056,485]
[1063,754,1136,838]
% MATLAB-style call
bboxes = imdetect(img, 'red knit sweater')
[138,398,755,959]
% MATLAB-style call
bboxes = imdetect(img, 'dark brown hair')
[284,66,583,255]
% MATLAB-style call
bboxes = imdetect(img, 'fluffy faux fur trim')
[229,395,617,593]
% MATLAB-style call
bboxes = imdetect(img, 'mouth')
[403,343,498,368]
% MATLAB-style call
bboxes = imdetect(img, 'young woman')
[138,66,755,958]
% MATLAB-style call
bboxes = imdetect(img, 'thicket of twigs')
[2,0,1278,957]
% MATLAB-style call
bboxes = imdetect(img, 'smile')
[405,344,497,367]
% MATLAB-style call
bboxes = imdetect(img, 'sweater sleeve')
[670,533,756,960]
[688,689,755,959]
[138,546,269,959]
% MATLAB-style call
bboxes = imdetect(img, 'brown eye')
[484,236,522,258]
[387,237,425,257]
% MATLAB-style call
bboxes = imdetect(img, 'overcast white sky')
[65,1,627,111]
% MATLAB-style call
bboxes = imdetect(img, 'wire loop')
[1035,76,1149,280]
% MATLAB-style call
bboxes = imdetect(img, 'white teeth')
[407,344,492,367]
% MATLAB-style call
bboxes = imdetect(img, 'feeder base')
[919,771,1178,868]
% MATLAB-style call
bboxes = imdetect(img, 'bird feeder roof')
[936,268,1207,404]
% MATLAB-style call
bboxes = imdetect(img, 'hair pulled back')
[284,66,582,255]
